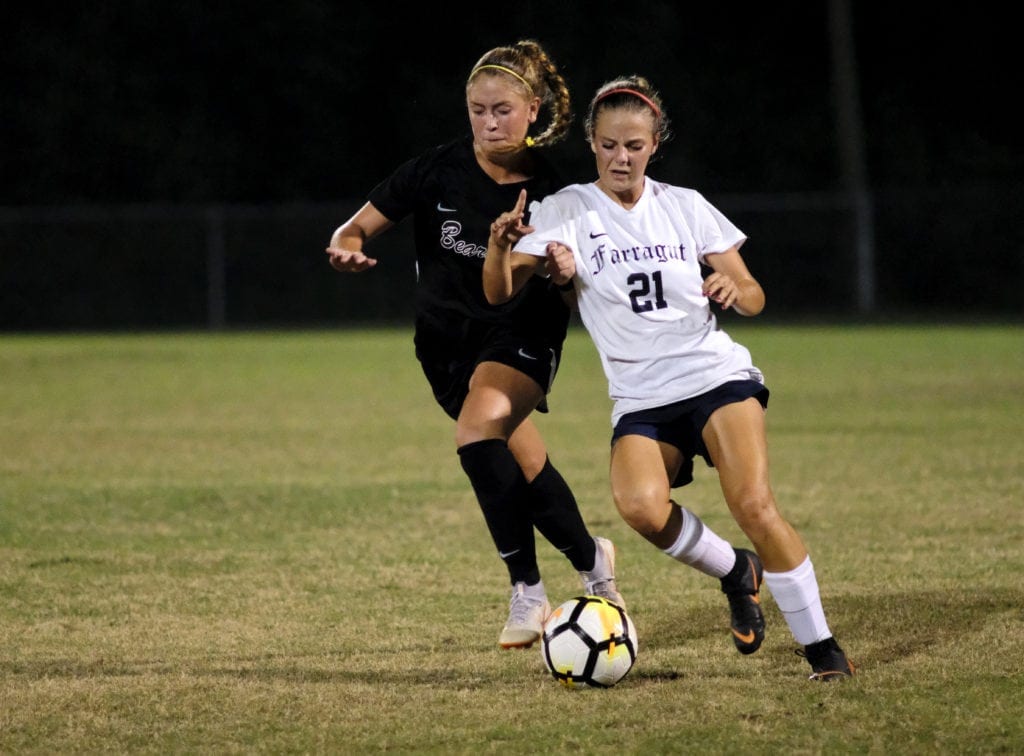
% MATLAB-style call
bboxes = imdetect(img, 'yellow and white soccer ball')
[540,595,638,688]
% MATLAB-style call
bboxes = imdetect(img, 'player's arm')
[702,246,765,316]
[483,189,546,304]
[326,202,394,272]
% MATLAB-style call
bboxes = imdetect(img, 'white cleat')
[499,581,551,649]
[579,536,626,610]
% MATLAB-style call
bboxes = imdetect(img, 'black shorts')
[611,380,770,488]
[416,332,561,421]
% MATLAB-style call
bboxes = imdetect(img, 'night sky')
[3,2,1020,206]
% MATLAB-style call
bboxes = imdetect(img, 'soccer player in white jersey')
[483,75,854,680]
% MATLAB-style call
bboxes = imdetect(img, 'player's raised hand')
[326,246,378,273]
[544,242,576,286]
[489,189,534,247]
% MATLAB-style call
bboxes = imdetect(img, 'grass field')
[1,324,1022,754]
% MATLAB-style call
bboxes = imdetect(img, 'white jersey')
[515,179,764,426]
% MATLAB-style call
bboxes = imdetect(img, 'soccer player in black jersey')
[326,40,624,649]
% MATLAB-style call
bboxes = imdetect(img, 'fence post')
[206,204,226,330]
[829,0,876,313]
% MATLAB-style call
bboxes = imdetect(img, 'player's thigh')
[458,361,544,441]
[609,434,679,513]
[464,364,544,426]
[701,397,770,499]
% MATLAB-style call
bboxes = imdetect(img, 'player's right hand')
[326,247,377,272]
[544,242,576,286]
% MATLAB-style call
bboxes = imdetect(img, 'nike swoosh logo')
[437,203,457,212]
[732,628,757,644]
[517,348,538,361]
[746,555,761,592]
[498,549,521,559]
[589,231,607,238]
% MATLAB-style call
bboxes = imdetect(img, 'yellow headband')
[468,64,534,96]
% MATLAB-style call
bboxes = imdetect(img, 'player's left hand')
[702,271,738,310]
[544,242,576,286]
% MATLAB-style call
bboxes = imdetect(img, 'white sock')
[763,556,832,645]
[662,506,736,578]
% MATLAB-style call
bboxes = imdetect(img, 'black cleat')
[798,636,855,681]
[720,548,766,655]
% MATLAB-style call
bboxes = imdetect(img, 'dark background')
[3,2,1021,328]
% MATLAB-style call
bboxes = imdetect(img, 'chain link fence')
[2,184,1021,331]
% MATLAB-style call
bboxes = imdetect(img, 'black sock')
[457,439,540,585]
[526,457,597,572]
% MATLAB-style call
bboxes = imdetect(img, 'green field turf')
[1,324,1022,753]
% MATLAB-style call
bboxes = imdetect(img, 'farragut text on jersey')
[590,242,687,275]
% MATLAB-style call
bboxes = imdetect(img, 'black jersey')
[368,137,570,357]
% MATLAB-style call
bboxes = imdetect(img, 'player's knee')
[612,483,665,536]
[455,417,506,448]
[454,424,480,448]
[727,485,778,536]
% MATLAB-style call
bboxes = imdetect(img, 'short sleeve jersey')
[514,179,764,426]
[368,136,569,357]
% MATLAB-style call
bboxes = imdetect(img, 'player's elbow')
[485,291,512,305]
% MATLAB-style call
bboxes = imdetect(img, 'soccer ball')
[540,595,638,688]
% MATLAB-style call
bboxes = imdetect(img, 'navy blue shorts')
[611,380,770,488]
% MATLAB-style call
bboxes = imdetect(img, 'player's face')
[591,108,658,205]
[466,75,539,157]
